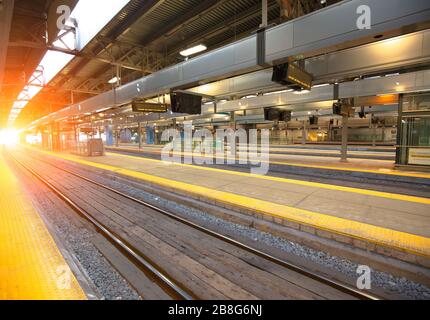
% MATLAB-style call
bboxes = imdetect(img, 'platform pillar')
[146,126,155,144]
[105,125,113,146]
[138,122,142,149]
[340,114,349,162]
[328,120,333,142]
[46,122,61,151]
[115,129,120,147]
[230,111,236,130]
[41,129,50,150]
[301,121,307,145]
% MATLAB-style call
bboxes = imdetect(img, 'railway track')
[8,149,380,300]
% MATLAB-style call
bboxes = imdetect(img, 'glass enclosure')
[397,93,430,166]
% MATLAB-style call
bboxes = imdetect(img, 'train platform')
[110,143,394,160]
[28,146,430,268]
[257,147,394,160]
[105,145,430,181]
[0,153,86,300]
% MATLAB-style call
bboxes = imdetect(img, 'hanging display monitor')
[333,98,355,117]
[170,92,202,114]
[333,102,342,115]
[280,110,292,122]
[309,116,318,125]
[272,63,313,90]
[264,107,280,121]
[131,98,168,113]
[264,108,292,122]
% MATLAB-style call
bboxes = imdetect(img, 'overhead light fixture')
[108,76,120,84]
[180,44,207,57]
[293,89,310,95]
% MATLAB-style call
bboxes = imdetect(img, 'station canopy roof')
[0,0,340,129]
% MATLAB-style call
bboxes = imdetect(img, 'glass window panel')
[401,117,430,147]
[402,93,430,112]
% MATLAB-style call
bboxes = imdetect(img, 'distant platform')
[0,154,86,300]
[106,145,430,180]
[111,143,395,160]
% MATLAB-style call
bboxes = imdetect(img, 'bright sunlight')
[0,129,20,146]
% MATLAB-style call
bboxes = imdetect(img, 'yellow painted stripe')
[108,146,430,180]
[104,151,430,205]
[32,148,430,258]
[269,160,430,179]
[0,154,86,300]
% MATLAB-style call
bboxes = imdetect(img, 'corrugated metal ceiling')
[16,0,341,127]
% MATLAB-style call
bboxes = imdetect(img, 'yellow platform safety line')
[34,148,430,258]
[0,154,86,300]
[103,151,430,205]
[269,160,430,179]
[107,146,430,180]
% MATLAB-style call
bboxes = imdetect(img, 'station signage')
[131,98,168,113]
[46,0,78,43]
[333,98,355,117]
[286,63,313,91]
[272,63,313,91]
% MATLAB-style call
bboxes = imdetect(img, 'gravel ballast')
[94,169,430,300]
[16,153,430,300]
[12,162,141,300]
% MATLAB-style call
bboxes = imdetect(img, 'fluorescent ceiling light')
[180,44,207,57]
[293,89,310,95]
[264,89,292,96]
[96,107,110,113]
[108,76,120,84]
[312,83,330,88]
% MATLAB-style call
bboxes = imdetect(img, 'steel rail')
[8,151,194,300]
[17,149,381,300]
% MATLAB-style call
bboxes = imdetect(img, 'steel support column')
[340,115,348,162]
[301,121,307,145]
[138,122,142,149]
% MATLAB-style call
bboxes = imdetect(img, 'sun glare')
[0,129,20,146]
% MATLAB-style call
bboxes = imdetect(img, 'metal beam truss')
[278,0,329,20]
[50,37,177,96]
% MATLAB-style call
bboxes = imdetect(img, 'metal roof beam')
[167,1,279,56]
[69,0,274,86]
[140,0,229,47]
[0,0,15,95]
[56,0,164,90]
[8,40,45,49]
[27,0,430,127]
[103,0,163,41]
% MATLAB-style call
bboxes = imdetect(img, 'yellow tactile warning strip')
[107,146,430,179]
[0,154,86,300]
[33,148,430,258]
[105,151,430,205]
